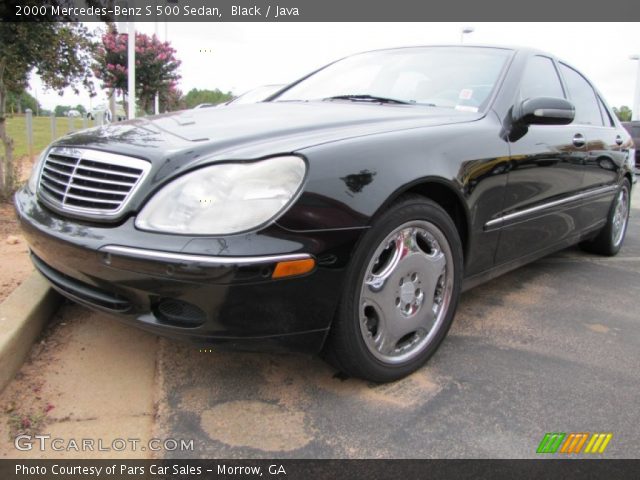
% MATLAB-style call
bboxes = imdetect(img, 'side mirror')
[512,97,575,126]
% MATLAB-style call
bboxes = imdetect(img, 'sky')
[29,22,640,112]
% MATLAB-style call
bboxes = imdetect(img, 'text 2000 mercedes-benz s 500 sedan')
[16,46,635,382]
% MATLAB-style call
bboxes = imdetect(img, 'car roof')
[350,45,585,75]
[355,44,554,56]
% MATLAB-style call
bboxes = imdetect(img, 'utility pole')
[127,21,136,119]
[110,22,119,122]
[631,54,640,121]
[154,19,160,115]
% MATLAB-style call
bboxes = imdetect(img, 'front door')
[494,55,587,265]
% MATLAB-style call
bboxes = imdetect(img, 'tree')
[54,105,72,117]
[612,106,632,122]
[160,87,186,112]
[6,90,41,115]
[0,22,96,198]
[94,30,181,115]
[183,88,233,108]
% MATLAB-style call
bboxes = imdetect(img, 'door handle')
[572,134,585,148]
[615,135,623,146]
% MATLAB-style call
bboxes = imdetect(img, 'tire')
[325,196,463,382]
[580,178,631,256]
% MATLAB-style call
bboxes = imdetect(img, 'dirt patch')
[258,355,443,409]
[0,305,159,459]
[452,271,557,346]
[200,400,312,452]
[586,323,610,334]
[161,343,444,416]
[0,309,72,446]
[0,201,32,302]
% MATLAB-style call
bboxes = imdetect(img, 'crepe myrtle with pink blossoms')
[94,28,181,114]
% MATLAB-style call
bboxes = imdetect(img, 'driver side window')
[520,56,565,101]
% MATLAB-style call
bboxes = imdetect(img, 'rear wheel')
[580,178,631,256]
[325,196,463,382]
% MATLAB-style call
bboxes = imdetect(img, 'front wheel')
[580,178,631,256]
[325,196,463,382]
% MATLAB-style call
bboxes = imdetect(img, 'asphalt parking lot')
[2,188,639,459]
[156,217,640,458]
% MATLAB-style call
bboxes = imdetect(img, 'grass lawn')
[4,115,97,161]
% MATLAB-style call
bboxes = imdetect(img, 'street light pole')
[127,21,136,119]
[154,20,160,115]
[631,54,640,121]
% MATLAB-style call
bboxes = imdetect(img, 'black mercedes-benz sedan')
[16,46,635,382]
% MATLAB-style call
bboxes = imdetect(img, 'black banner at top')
[1,0,639,22]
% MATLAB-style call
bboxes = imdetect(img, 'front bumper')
[15,188,363,353]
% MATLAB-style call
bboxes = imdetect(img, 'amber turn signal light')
[272,258,316,279]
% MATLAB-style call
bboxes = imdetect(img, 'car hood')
[55,101,483,163]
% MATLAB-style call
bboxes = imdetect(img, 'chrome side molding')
[485,184,618,230]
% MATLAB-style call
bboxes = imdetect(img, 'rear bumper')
[15,188,362,353]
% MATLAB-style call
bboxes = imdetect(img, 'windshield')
[274,47,512,111]
[231,85,284,105]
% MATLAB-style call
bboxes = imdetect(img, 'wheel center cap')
[400,281,416,304]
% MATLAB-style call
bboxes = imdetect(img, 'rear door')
[494,55,587,265]
[557,63,623,232]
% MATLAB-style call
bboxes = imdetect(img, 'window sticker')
[455,105,478,112]
[459,88,473,100]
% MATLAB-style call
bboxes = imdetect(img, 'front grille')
[37,147,150,218]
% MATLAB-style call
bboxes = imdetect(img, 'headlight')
[135,156,306,235]
[27,150,48,193]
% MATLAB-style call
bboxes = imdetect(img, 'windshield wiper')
[323,94,414,105]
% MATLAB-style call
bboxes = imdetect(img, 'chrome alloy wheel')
[612,186,630,248]
[359,220,454,364]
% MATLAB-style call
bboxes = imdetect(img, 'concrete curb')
[0,271,61,393]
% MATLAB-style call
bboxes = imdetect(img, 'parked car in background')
[622,121,639,171]
[87,104,126,122]
[224,84,285,106]
[66,109,81,118]
[16,46,634,382]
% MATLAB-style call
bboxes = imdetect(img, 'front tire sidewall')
[332,198,463,382]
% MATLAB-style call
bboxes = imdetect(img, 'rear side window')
[559,64,604,126]
[597,96,615,127]
[520,56,565,100]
